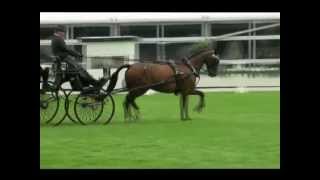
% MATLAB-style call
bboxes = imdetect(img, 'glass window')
[40,28,55,39]
[256,40,280,59]
[211,23,249,36]
[164,24,201,37]
[74,26,110,38]
[215,41,249,60]
[120,25,157,38]
[139,44,157,61]
[255,23,280,35]
[164,43,197,60]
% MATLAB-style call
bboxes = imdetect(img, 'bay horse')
[106,48,220,121]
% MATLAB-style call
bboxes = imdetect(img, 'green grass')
[40,91,280,169]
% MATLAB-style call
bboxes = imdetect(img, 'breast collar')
[182,57,199,77]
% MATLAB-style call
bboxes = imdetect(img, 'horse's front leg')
[179,94,184,120]
[184,95,191,120]
[190,90,205,113]
[180,94,191,120]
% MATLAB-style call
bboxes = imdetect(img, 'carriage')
[40,60,115,126]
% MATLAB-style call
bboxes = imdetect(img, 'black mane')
[188,48,211,59]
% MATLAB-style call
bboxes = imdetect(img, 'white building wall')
[86,41,136,59]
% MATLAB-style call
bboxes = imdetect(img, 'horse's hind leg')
[131,101,140,120]
[123,100,129,122]
[123,95,132,122]
[129,89,148,121]
[123,89,147,122]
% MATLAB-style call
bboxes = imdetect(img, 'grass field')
[40,91,280,169]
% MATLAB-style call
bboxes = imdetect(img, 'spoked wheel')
[63,91,79,124]
[98,94,115,125]
[52,90,78,126]
[74,93,105,125]
[40,81,59,124]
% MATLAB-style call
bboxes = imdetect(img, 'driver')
[51,25,107,90]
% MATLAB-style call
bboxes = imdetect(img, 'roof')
[78,36,140,42]
[40,13,280,25]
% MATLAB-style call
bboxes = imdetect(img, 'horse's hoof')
[124,118,130,123]
[181,118,191,121]
[194,105,204,113]
[193,108,201,113]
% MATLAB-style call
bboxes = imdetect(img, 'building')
[40,13,280,91]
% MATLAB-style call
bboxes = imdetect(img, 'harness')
[182,57,199,78]
[167,60,184,75]
[165,58,200,95]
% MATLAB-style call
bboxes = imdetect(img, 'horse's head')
[203,50,220,77]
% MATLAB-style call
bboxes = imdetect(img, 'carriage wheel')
[63,91,79,124]
[40,81,59,124]
[99,94,115,125]
[74,93,104,125]
[52,90,78,126]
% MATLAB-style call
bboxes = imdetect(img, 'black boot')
[96,77,109,89]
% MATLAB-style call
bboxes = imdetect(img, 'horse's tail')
[106,64,131,94]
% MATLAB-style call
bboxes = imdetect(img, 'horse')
[106,48,220,121]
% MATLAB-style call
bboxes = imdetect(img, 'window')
[40,28,55,39]
[74,26,110,38]
[164,24,201,37]
[255,23,280,35]
[139,44,157,61]
[120,25,157,38]
[215,41,249,60]
[164,43,196,60]
[256,40,280,59]
[211,23,249,36]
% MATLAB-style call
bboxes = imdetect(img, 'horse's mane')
[188,48,211,59]
[187,42,212,59]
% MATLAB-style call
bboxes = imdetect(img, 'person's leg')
[64,56,99,87]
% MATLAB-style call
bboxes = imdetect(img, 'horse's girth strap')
[168,60,184,75]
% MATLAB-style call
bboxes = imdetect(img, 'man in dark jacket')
[51,25,107,90]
